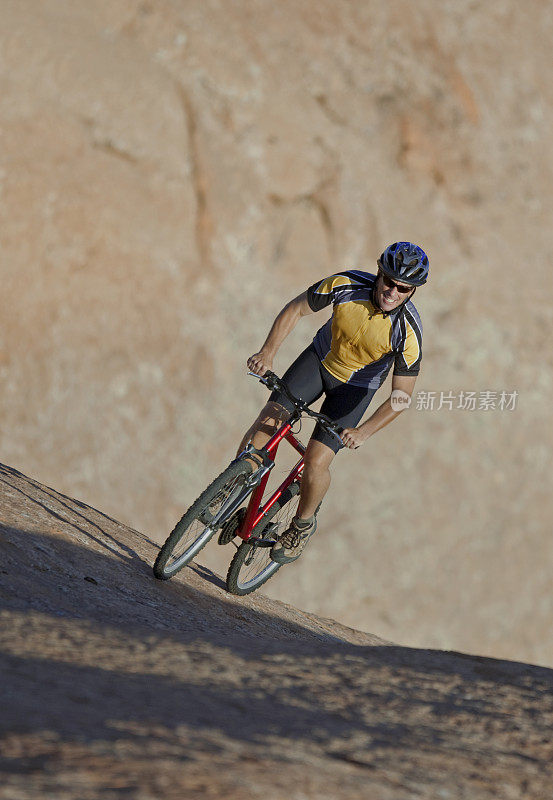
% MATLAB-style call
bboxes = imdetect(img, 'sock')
[294,515,315,529]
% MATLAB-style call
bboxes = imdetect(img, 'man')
[238,241,428,565]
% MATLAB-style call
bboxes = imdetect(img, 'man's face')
[375,268,415,312]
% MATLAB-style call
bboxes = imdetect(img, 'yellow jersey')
[307,271,423,389]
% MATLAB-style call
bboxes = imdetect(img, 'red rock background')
[1,1,552,664]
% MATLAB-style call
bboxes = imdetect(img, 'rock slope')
[1,0,553,663]
[1,463,552,799]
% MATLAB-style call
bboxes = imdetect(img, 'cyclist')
[238,241,428,565]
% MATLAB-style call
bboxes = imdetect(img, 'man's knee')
[255,401,290,434]
[257,400,290,427]
[304,440,335,473]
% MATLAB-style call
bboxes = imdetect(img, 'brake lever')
[247,370,268,381]
[247,370,278,389]
[327,424,361,450]
[328,427,345,446]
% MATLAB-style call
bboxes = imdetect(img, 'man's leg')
[270,438,335,564]
[237,345,324,459]
[236,401,290,461]
[296,438,336,518]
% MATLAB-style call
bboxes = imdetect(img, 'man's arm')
[247,291,314,376]
[340,374,418,450]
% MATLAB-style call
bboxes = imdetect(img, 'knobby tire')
[153,460,253,580]
[226,482,301,595]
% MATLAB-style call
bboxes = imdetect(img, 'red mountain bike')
[153,372,343,595]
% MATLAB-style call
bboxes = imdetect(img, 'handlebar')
[248,370,344,446]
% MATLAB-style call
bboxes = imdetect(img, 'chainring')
[218,507,247,545]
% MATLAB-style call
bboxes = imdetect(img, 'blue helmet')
[379,242,429,286]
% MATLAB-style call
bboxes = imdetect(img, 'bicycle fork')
[235,417,306,543]
[210,453,274,530]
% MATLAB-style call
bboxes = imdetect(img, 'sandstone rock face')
[1,1,552,664]
[1,464,553,799]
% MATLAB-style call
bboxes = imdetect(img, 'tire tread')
[153,460,253,580]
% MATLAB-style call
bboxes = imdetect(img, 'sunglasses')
[378,271,414,295]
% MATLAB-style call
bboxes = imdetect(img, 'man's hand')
[340,427,367,450]
[247,350,274,377]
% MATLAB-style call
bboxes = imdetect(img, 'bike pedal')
[247,521,278,548]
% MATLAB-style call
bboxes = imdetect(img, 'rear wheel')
[153,460,253,580]
[226,483,300,595]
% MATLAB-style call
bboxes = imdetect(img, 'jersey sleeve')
[306,273,362,312]
[393,307,423,377]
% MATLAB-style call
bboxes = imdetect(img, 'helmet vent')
[378,241,430,286]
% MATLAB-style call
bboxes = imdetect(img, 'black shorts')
[269,345,377,454]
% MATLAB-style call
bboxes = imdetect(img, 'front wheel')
[153,460,253,580]
[226,482,300,595]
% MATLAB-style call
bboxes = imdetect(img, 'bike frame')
[236,412,305,542]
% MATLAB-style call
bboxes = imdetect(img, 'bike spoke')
[154,462,254,580]
[165,476,246,569]
[236,547,279,591]
[227,482,301,594]
[165,520,214,573]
